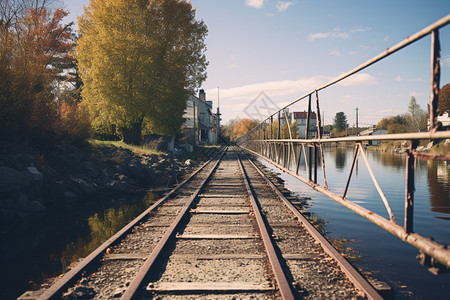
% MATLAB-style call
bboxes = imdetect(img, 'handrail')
[237,14,450,141]
[237,15,450,271]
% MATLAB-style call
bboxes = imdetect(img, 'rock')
[62,285,96,299]
[64,191,79,200]
[17,193,28,209]
[113,287,125,298]
[27,201,47,212]
[127,162,150,183]
[108,180,129,193]
[184,159,195,166]
[27,167,43,181]
[70,177,96,196]
[179,143,194,152]
[0,166,31,192]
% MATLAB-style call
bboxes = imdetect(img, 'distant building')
[291,111,318,139]
[182,89,220,145]
[437,112,450,129]
[360,127,386,146]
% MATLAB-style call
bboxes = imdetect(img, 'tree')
[232,119,259,141]
[0,2,76,141]
[77,0,208,144]
[333,112,348,132]
[439,83,450,115]
[376,114,407,130]
[406,96,427,132]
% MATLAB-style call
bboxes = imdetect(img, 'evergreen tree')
[333,112,348,132]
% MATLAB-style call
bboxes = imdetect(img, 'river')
[259,146,449,299]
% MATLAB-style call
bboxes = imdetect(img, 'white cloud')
[309,25,370,41]
[442,55,450,67]
[350,26,371,33]
[329,49,341,56]
[207,76,330,103]
[245,0,264,9]
[337,73,377,86]
[395,76,402,82]
[409,92,425,98]
[265,12,274,17]
[309,27,350,40]
[208,73,376,107]
[276,1,294,12]
[383,35,389,42]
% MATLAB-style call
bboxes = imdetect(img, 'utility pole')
[355,107,359,136]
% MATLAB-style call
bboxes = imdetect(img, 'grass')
[180,144,223,161]
[88,139,164,156]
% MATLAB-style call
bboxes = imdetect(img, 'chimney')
[199,89,206,101]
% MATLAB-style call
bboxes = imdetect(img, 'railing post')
[405,140,418,233]
[277,111,281,139]
[429,29,441,131]
[270,116,273,140]
[305,94,311,139]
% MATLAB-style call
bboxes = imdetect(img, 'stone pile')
[0,141,192,229]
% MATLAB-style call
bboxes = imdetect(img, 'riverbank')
[367,139,450,154]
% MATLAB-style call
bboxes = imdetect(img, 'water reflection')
[427,160,450,216]
[59,192,157,270]
[334,147,347,171]
[377,151,405,168]
[1,192,158,299]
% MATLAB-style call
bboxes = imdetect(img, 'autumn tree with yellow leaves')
[76,0,208,144]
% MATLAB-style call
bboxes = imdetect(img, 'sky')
[62,0,450,126]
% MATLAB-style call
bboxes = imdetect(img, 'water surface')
[259,146,449,299]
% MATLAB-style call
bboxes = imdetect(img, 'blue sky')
[63,0,450,126]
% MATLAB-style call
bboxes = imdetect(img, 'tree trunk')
[120,119,143,145]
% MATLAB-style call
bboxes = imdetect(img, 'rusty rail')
[38,147,226,300]
[237,148,383,300]
[237,15,450,269]
[237,154,295,300]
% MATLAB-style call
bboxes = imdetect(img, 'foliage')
[232,118,259,141]
[333,112,348,132]
[376,114,407,134]
[0,2,88,145]
[406,96,427,132]
[221,118,240,142]
[439,83,450,115]
[77,0,208,144]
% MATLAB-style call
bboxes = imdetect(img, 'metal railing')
[237,15,450,270]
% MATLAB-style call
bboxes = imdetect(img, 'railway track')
[30,147,383,300]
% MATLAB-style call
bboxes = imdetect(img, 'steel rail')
[249,129,450,144]
[237,14,450,138]
[237,148,383,300]
[120,150,226,299]
[241,146,450,269]
[237,152,295,300]
[38,147,226,300]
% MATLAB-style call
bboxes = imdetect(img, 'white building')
[182,89,220,145]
